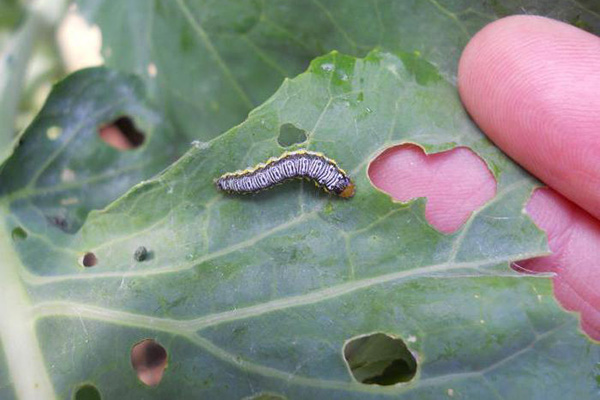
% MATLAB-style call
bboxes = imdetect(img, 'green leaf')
[0,0,24,30]
[77,0,600,142]
[1,67,183,233]
[0,0,68,164]
[1,50,597,400]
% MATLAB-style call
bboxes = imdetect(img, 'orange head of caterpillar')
[339,182,355,198]
[332,173,355,198]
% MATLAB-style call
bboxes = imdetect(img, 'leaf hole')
[343,332,417,386]
[509,188,567,276]
[61,168,76,182]
[147,62,158,77]
[46,126,62,140]
[368,144,497,233]
[73,384,101,400]
[131,339,168,387]
[11,227,27,241]
[277,123,307,147]
[99,116,145,150]
[82,252,98,267]
[508,188,600,341]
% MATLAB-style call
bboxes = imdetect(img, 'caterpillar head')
[333,176,355,198]
[339,182,355,198]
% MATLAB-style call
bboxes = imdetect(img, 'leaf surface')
[76,0,600,142]
[0,50,598,400]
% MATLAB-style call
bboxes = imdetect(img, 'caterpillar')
[215,150,355,198]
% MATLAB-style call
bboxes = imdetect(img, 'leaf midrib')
[0,204,55,400]
[31,250,545,335]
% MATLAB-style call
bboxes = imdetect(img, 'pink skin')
[369,16,600,340]
[519,188,600,340]
[99,125,134,150]
[368,145,496,234]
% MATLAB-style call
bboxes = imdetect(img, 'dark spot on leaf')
[343,332,417,386]
[11,227,27,241]
[133,246,150,262]
[74,384,101,400]
[99,116,145,150]
[232,325,248,337]
[232,14,259,35]
[47,215,70,232]
[180,25,194,51]
[82,252,98,268]
[131,339,168,387]
[277,123,307,147]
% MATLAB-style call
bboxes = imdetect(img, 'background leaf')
[0,0,68,164]
[1,49,597,400]
[77,0,600,142]
[0,0,24,31]
[1,67,183,233]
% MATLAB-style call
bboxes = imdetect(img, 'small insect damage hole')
[147,62,158,77]
[368,144,496,233]
[73,384,101,400]
[131,339,168,387]
[11,227,27,241]
[82,252,97,267]
[46,126,62,140]
[277,123,307,147]
[99,116,145,150]
[343,332,417,386]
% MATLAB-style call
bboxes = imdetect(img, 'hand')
[370,16,600,340]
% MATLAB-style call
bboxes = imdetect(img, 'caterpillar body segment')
[215,150,355,198]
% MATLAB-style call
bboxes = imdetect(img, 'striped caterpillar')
[215,150,355,198]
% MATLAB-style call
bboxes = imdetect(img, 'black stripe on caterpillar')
[215,150,355,198]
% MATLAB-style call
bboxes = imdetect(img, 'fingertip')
[458,15,600,219]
